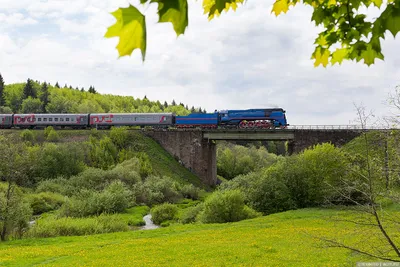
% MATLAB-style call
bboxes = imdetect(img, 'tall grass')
[26,214,129,238]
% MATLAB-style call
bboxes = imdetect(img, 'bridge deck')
[203,130,295,141]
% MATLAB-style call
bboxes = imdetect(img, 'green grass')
[2,207,397,266]
[127,131,206,189]
[24,206,151,239]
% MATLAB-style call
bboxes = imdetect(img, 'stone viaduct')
[144,128,367,186]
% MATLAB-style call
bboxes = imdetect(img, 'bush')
[180,184,200,200]
[31,143,86,181]
[134,175,182,205]
[198,190,261,224]
[43,126,54,138]
[36,178,73,196]
[248,174,294,215]
[180,203,204,224]
[110,126,130,149]
[150,203,179,225]
[27,192,66,215]
[26,214,129,238]
[59,181,132,217]
[46,129,59,142]
[20,129,35,144]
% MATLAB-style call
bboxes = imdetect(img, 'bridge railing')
[287,125,398,130]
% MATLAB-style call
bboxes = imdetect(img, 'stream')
[140,214,160,230]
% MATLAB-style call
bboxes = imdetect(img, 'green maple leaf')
[203,0,244,19]
[361,44,381,65]
[312,47,330,67]
[150,0,188,35]
[272,0,289,16]
[385,5,400,38]
[104,5,147,61]
[331,48,348,65]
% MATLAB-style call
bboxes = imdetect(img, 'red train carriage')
[13,114,89,129]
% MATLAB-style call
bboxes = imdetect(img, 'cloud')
[0,12,38,28]
[0,0,399,126]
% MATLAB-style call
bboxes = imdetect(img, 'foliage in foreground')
[0,208,389,266]
[105,0,400,67]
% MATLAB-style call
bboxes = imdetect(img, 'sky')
[0,0,399,126]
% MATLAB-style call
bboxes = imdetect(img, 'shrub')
[59,181,132,217]
[134,175,182,205]
[35,178,73,196]
[110,126,130,149]
[180,203,204,224]
[150,203,179,225]
[43,126,54,138]
[28,192,66,215]
[248,175,295,215]
[20,129,35,144]
[180,184,200,200]
[46,129,59,142]
[32,143,86,181]
[26,214,129,238]
[198,190,261,224]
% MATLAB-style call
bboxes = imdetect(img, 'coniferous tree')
[69,85,73,90]
[190,106,195,113]
[163,101,168,108]
[40,82,49,112]
[143,95,148,100]
[81,87,85,92]
[185,104,188,110]
[199,107,203,113]
[88,86,97,94]
[55,82,60,88]
[64,83,68,88]
[0,73,5,106]
[23,78,36,99]
[171,99,176,106]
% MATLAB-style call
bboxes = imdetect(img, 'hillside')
[0,129,205,188]
[0,79,206,115]
[0,208,382,266]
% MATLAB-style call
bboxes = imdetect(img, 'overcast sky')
[0,0,399,125]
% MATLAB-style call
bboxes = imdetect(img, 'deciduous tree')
[105,0,400,66]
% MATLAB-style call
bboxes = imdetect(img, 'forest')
[0,74,206,115]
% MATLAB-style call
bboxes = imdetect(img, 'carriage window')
[44,118,47,122]
[32,118,36,122]
[1,118,4,122]
[49,118,53,122]
[55,118,58,122]
[60,118,64,122]
[66,118,70,122]
[38,118,42,122]
[71,118,75,121]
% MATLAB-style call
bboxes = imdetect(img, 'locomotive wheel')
[239,121,248,128]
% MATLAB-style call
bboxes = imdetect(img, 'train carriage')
[13,114,89,129]
[0,114,13,129]
[89,113,174,128]
[175,113,218,128]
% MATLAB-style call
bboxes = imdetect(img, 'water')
[140,214,160,230]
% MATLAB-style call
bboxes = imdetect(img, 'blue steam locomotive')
[0,108,288,129]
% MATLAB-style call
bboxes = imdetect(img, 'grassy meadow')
[0,208,387,266]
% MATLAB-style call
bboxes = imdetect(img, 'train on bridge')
[0,108,288,130]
